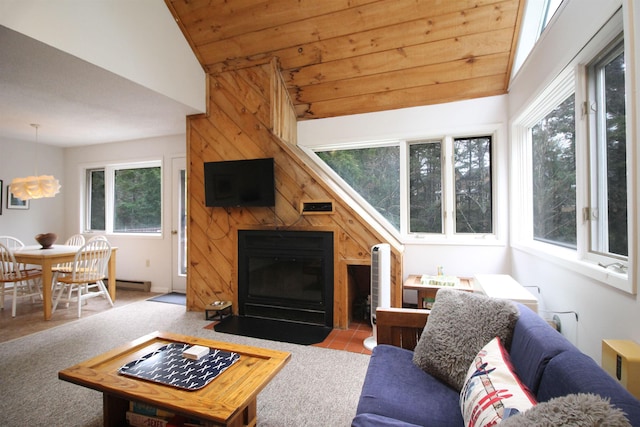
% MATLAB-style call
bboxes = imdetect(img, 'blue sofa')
[353,304,640,426]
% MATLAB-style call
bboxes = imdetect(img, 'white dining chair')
[64,234,85,246]
[0,242,43,317]
[52,234,86,274]
[51,234,87,300]
[0,236,25,250]
[52,238,114,318]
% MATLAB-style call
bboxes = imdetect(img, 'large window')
[531,95,576,247]
[85,161,162,234]
[317,146,400,228]
[512,16,632,291]
[316,134,494,238]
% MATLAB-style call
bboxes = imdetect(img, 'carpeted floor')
[214,315,333,345]
[0,299,370,426]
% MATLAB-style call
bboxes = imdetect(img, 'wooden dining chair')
[0,242,43,317]
[52,238,114,318]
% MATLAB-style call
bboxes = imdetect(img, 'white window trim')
[81,158,164,238]
[511,7,637,294]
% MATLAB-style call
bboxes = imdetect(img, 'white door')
[171,157,187,293]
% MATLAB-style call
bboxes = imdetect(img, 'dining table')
[13,244,118,320]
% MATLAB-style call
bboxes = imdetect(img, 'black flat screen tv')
[204,158,275,207]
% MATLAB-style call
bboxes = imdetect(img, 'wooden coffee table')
[58,331,291,427]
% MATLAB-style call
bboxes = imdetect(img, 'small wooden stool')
[205,301,232,321]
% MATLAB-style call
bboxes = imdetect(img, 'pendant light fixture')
[9,124,61,200]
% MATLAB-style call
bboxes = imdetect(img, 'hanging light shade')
[10,175,61,200]
[9,124,61,200]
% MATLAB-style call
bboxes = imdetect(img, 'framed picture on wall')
[7,185,29,210]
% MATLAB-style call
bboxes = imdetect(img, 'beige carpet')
[0,298,370,426]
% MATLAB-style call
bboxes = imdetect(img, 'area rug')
[147,292,186,305]
[0,299,370,426]
[214,316,332,345]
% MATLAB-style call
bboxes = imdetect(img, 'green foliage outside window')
[89,170,105,231]
[454,137,492,233]
[532,95,576,247]
[317,147,400,228]
[409,142,442,233]
[114,167,162,233]
[601,50,627,256]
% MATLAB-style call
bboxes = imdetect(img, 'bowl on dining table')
[35,233,57,249]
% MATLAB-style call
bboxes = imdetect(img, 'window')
[512,0,565,77]
[454,136,493,234]
[316,134,494,238]
[409,141,442,233]
[512,14,632,291]
[85,161,162,234]
[531,95,576,248]
[588,40,627,258]
[87,169,105,230]
[317,146,400,228]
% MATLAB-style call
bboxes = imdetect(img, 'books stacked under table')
[126,401,207,427]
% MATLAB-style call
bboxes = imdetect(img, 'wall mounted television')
[204,158,275,207]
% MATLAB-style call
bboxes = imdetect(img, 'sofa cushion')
[460,337,536,427]
[412,288,520,391]
[351,413,424,427]
[537,350,640,426]
[357,344,463,427]
[500,393,631,427]
[508,304,575,395]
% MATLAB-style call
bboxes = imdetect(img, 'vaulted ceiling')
[165,0,525,120]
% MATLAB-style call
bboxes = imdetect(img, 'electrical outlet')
[553,314,562,333]
[145,259,150,267]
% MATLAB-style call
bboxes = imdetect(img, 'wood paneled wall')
[187,60,403,328]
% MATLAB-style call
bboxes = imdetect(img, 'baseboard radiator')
[115,279,151,292]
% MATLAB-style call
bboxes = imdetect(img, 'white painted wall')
[64,135,186,293]
[0,138,65,243]
[0,0,205,112]
[508,0,640,361]
[300,96,508,147]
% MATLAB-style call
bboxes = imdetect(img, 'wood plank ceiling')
[165,0,524,120]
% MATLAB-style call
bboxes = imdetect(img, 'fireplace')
[238,230,333,327]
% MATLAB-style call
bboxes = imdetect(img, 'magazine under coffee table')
[58,331,291,427]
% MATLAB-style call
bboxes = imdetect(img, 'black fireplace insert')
[238,230,333,327]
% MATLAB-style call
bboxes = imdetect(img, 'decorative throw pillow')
[412,288,519,391]
[460,337,537,427]
[500,393,632,427]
